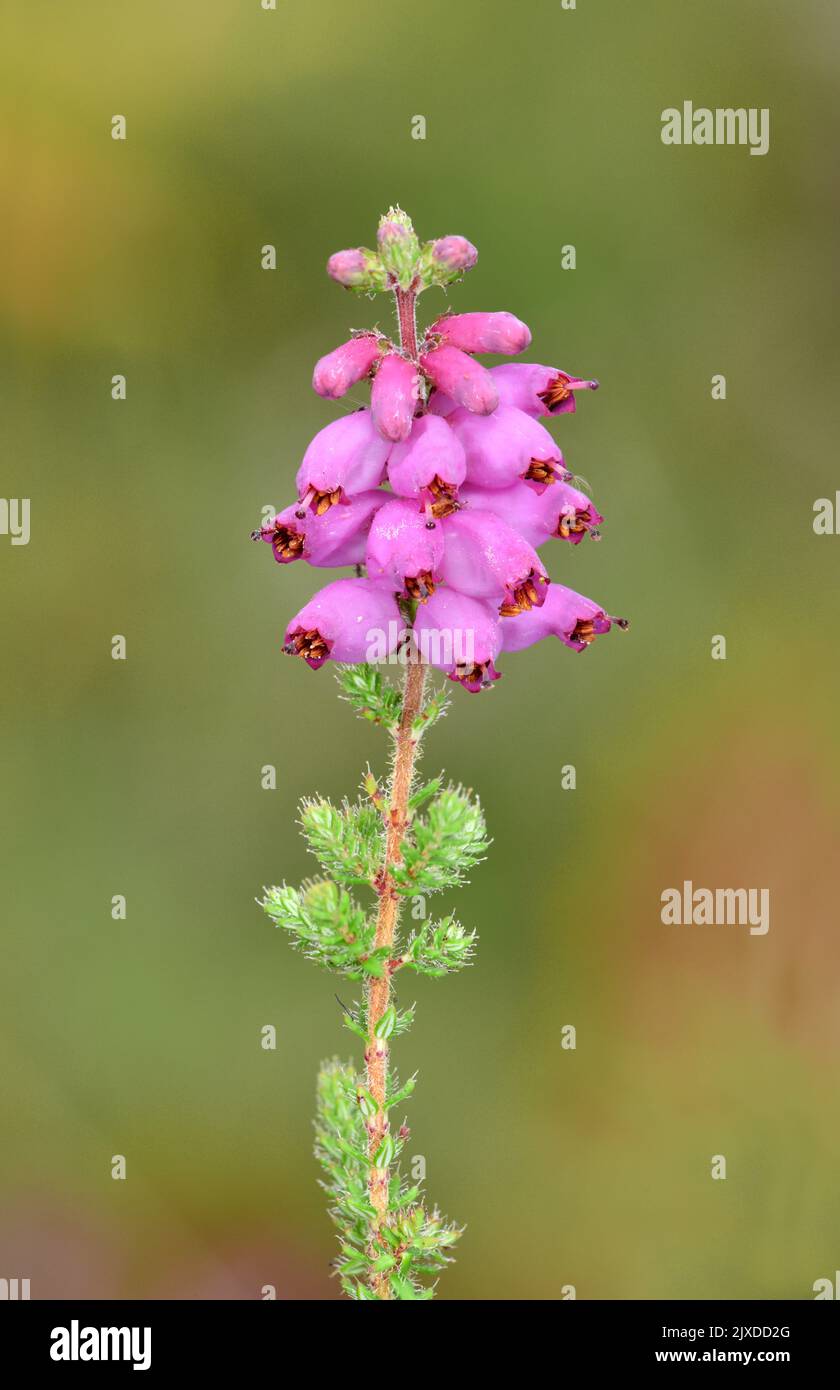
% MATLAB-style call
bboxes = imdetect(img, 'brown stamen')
[298,485,343,518]
[523,457,560,486]
[499,570,548,617]
[404,571,436,602]
[538,374,598,411]
[283,627,330,662]
[557,509,592,539]
[271,526,305,561]
[426,475,460,518]
[570,619,597,646]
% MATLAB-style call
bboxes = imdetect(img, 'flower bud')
[370,353,421,442]
[312,335,382,400]
[420,346,498,415]
[431,311,531,356]
[326,247,388,292]
[417,236,478,288]
[376,207,421,289]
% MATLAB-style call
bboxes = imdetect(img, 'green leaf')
[391,785,490,895]
[260,881,378,979]
[401,916,477,976]
[335,663,403,730]
[299,797,383,885]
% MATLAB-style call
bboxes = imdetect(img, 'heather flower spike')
[254,207,625,1300]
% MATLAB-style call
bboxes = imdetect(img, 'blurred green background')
[2,0,839,1300]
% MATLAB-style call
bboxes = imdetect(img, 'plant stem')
[365,656,426,1294]
[393,285,419,359]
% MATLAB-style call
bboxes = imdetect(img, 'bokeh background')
[2,0,839,1300]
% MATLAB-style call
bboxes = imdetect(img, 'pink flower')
[295,411,390,515]
[283,578,401,668]
[255,491,385,567]
[413,589,502,693]
[440,508,549,616]
[501,583,627,653]
[312,336,382,400]
[460,480,602,546]
[447,405,565,491]
[370,353,421,442]
[431,312,531,356]
[419,346,498,415]
[490,363,599,417]
[365,497,444,601]
[386,414,466,517]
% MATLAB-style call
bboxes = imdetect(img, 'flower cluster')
[253,207,626,689]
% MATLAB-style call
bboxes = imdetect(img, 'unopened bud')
[326,247,388,292]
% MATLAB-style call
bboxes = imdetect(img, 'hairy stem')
[365,657,426,1294]
[394,285,419,359]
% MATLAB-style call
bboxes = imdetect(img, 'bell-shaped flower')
[295,410,390,515]
[490,363,599,417]
[386,414,466,518]
[501,583,627,653]
[447,405,565,491]
[459,479,602,546]
[440,508,549,616]
[283,578,402,669]
[412,589,502,693]
[365,497,445,601]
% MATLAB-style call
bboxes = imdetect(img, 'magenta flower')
[490,363,599,417]
[440,508,549,616]
[370,353,421,442]
[255,491,384,568]
[447,405,565,491]
[386,414,466,517]
[431,311,531,356]
[365,497,445,601]
[295,410,390,515]
[501,582,627,653]
[257,205,625,692]
[283,578,401,668]
[419,346,498,416]
[312,336,382,400]
[413,589,502,693]
[460,480,603,546]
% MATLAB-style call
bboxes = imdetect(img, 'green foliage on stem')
[262,666,488,1299]
[316,1058,461,1301]
[299,796,383,885]
[398,915,477,976]
[260,881,389,979]
[335,663,403,729]
[391,785,490,895]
